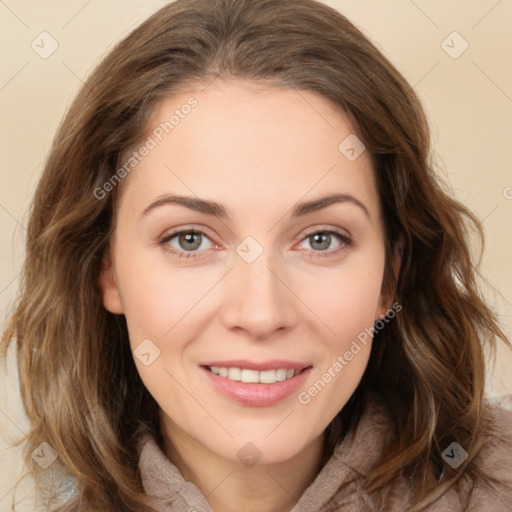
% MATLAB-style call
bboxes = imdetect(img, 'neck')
[159,416,326,512]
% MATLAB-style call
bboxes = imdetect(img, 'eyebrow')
[141,192,370,220]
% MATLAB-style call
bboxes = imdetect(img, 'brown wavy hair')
[2,0,511,510]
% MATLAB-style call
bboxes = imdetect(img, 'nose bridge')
[222,239,296,337]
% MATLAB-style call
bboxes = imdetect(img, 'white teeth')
[209,366,299,383]
[259,370,277,384]
[228,367,241,381]
[241,369,260,383]
[276,369,287,381]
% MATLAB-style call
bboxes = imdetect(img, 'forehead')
[117,80,380,223]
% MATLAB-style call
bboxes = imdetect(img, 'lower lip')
[200,366,313,407]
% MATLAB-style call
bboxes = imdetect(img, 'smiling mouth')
[203,365,312,384]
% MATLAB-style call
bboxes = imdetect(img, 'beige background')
[1,0,511,508]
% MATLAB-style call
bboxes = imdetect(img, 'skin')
[100,79,398,512]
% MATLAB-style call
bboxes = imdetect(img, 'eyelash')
[158,228,353,260]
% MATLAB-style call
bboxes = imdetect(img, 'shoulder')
[417,398,512,510]
[322,395,512,511]
[466,399,512,509]
[480,398,512,472]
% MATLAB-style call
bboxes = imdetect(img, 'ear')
[98,254,124,314]
[376,238,403,320]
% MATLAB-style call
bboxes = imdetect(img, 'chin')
[215,428,318,467]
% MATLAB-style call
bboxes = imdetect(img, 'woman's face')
[101,80,392,464]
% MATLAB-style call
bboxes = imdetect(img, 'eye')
[159,228,214,259]
[297,230,352,257]
[158,227,353,260]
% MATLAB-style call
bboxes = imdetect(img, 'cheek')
[293,251,384,419]
[301,250,386,341]
[113,241,210,347]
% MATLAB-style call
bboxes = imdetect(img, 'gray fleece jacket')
[137,396,512,511]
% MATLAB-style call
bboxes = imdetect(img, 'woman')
[2,0,511,510]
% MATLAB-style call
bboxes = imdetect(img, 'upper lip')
[200,360,313,372]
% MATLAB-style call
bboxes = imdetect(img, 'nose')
[220,247,298,340]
